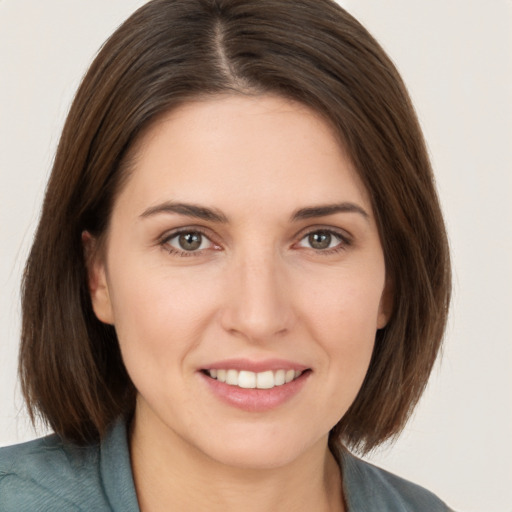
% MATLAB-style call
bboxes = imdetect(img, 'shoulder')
[0,433,110,511]
[0,419,139,512]
[340,450,454,512]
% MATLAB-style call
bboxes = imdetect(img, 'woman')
[0,0,452,510]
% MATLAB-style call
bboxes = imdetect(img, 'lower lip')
[200,371,310,412]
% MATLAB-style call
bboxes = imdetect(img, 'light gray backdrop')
[1,1,511,511]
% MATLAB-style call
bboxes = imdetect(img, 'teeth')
[238,370,256,389]
[206,368,304,389]
[256,370,274,389]
[274,369,285,386]
[226,369,238,385]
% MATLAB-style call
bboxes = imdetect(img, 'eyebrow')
[290,202,370,222]
[139,200,369,224]
[139,201,228,223]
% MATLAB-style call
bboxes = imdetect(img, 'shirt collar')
[99,418,140,511]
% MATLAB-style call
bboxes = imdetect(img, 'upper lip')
[202,358,309,373]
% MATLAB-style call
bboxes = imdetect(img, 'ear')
[82,231,114,325]
[377,275,394,329]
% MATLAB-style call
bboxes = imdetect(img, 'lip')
[202,358,309,373]
[199,359,311,412]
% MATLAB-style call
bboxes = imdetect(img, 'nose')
[220,252,295,343]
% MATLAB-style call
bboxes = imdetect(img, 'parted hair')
[20,0,451,454]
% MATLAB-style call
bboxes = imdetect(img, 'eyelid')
[159,225,209,242]
[157,224,352,257]
[295,225,352,243]
[158,226,221,255]
[293,226,353,252]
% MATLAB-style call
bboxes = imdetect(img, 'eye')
[164,230,213,253]
[297,229,347,251]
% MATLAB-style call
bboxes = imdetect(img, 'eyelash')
[159,228,215,257]
[159,227,352,257]
[296,228,352,255]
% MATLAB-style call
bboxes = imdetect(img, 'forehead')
[116,94,371,218]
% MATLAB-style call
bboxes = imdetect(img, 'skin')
[87,94,391,511]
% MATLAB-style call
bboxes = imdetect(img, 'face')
[88,95,390,469]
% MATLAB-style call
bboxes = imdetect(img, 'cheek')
[298,271,383,402]
[301,267,385,343]
[106,257,221,375]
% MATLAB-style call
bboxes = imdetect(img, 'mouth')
[202,368,306,389]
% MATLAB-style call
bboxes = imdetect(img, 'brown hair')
[20,0,450,453]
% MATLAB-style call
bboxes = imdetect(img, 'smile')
[205,369,303,389]
[200,363,311,412]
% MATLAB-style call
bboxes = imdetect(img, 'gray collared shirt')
[0,419,453,511]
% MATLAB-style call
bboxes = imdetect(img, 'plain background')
[1,1,511,511]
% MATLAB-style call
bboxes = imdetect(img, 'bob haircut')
[20,0,450,454]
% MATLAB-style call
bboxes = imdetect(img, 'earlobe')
[82,231,115,325]
[377,276,394,329]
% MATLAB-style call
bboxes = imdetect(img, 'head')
[20,0,450,455]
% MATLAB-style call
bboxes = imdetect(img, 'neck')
[129,410,345,512]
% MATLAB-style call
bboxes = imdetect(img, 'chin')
[196,428,326,471]
[208,446,304,471]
